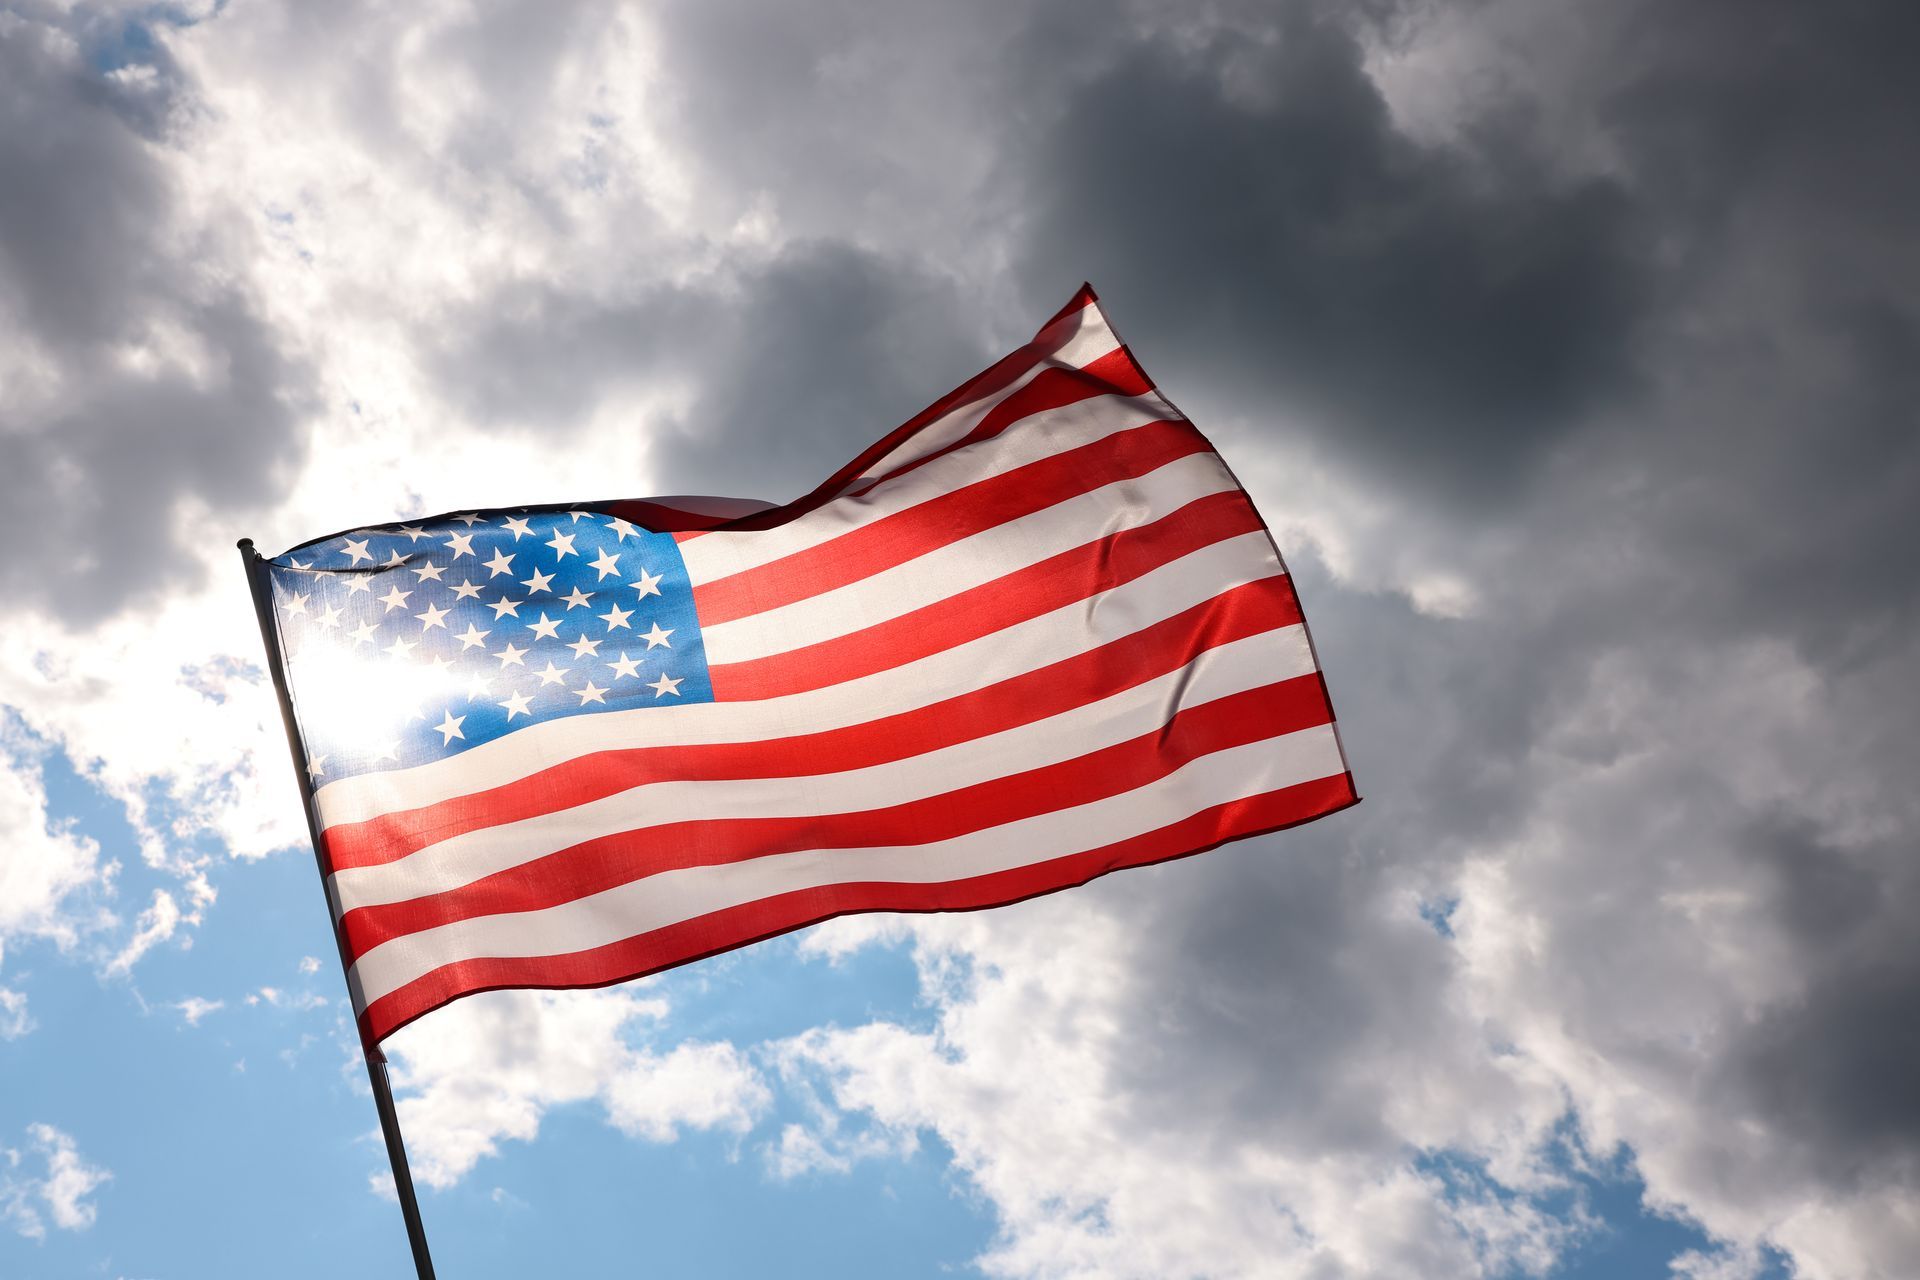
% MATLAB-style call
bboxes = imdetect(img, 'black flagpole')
[237,538,438,1280]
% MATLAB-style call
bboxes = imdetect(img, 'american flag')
[261,285,1358,1045]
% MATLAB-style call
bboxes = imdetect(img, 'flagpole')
[236,538,438,1280]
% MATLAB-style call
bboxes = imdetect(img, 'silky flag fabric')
[260,285,1358,1045]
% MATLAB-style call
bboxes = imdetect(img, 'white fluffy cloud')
[0,987,30,1041]
[0,1124,111,1241]
[0,727,107,954]
[774,900,1584,1280]
[172,996,224,1026]
[384,988,770,1190]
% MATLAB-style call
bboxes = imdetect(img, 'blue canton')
[265,508,714,784]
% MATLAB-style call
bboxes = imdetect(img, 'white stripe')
[839,302,1120,491]
[331,624,1316,912]
[350,723,1347,1006]
[678,393,1179,585]
[700,450,1241,664]
[313,530,1286,829]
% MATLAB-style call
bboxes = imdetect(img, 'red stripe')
[707,488,1267,701]
[603,499,764,533]
[841,348,1153,504]
[820,299,1123,498]
[358,770,1359,1044]
[322,574,1304,872]
[693,418,1209,626]
[338,677,1335,957]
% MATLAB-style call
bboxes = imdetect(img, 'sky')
[0,1,1915,1277]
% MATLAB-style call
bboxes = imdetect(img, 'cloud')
[172,996,224,1026]
[0,8,313,626]
[384,988,770,1189]
[428,243,988,506]
[1014,5,1648,508]
[0,726,107,951]
[0,1124,111,1241]
[103,889,184,977]
[243,986,328,1012]
[773,896,1584,1280]
[0,987,30,1040]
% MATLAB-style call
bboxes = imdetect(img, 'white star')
[285,591,309,615]
[314,603,343,630]
[599,603,633,631]
[567,634,602,659]
[520,567,555,594]
[561,586,595,610]
[454,623,490,650]
[605,515,639,541]
[464,672,493,700]
[630,567,664,600]
[483,548,516,578]
[288,558,311,571]
[488,595,522,619]
[640,622,673,649]
[382,548,408,568]
[534,660,569,687]
[498,690,534,720]
[374,740,401,763]
[493,642,529,668]
[385,635,417,661]
[349,621,379,646]
[344,576,373,596]
[608,652,643,680]
[434,710,466,745]
[306,754,327,779]
[648,672,683,698]
[587,548,622,581]
[411,561,446,582]
[425,654,453,677]
[545,530,577,559]
[502,515,535,540]
[451,579,483,600]
[378,584,412,612]
[452,512,484,526]
[526,612,562,641]
[568,510,593,523]
[574,680,608,706]
[398,524,428,542]
[445,531,477,558]
[415,602,451,631]
[341,537,372,564]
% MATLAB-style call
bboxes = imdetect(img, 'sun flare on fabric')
[286,636,464,767]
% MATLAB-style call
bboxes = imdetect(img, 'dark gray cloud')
[434,244,987,502]
[1731,815,1920,1190]
[649,247,986,500]
[0,9,311,624]
[1014,8,1650,507]
[432,279,710,428]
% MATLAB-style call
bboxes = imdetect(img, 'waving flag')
[256,285,1357,1046]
